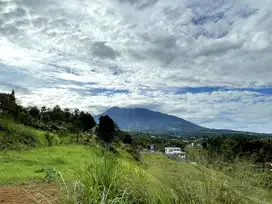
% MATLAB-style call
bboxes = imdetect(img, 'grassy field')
[1,145,272,203]
[0,145,91,184]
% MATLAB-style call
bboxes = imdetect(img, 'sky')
[0,0,272,133]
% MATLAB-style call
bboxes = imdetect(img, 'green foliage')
[35,167,59,183]
[131,135,188,152]
[16,103,96,139]
[122,134,133,144]
[125,146,141,161]
[259,172,272,190]
[109,145,120,155]
[79,111,96,131]
[0,119,39,150]
[45,132,53,147]
[203,136,272,162]
[29,106,40,119]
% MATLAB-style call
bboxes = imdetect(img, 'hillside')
[1,145,272,204]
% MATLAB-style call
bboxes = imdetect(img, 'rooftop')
[165,147,181,149]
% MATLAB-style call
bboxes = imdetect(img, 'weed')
[35,167,59,183]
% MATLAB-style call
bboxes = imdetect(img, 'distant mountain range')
[94,107,268,137]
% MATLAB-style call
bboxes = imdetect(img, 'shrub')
[109,146,120,155]
[45,132,53,147]
[259,172,272,190]
[122,134,133,144]
[19,130,38,147]
[131,151,141,161]
[35,167,59,183]
[125,146,141,161]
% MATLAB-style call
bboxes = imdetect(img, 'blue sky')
[0,0,272,133]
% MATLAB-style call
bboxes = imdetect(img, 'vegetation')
[17,105,96,136]
[96,115,116,147]
[0,119,40,150]
[202,135,272,163]
[1,145,271,203]
[131,135,189,152]
[0,91,272,203]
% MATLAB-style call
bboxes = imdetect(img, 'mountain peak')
[108,106,121,110]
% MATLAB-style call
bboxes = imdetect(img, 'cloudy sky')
[0,0,272,133]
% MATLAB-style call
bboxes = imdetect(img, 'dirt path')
[0,182,59,204]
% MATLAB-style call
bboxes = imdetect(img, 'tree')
[97,115,115,147]
[79,111,96,132]
[29,106,40,119]
[122,134,133,144]
[64,108,71,121]
[71,109,82,143]
[40,106,47,121]
[51,105,64,121]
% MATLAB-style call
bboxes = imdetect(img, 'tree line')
[0,90,135,148]
[202,135,272,163]
[17,105,96,132]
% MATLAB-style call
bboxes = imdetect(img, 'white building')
[165,147,181,155]
[165,147,186,159]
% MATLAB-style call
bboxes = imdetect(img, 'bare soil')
[0,182,59,204]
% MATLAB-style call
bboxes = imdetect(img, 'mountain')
[94,107,206,136]
[94,107,272,137]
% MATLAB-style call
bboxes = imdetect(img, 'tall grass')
[53,147,272,204]
[57,148,151,204]
[184,147,272,203]
[6,145,268,204]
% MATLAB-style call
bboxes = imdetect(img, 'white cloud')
[0,0,272,132]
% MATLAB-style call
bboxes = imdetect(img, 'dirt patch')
[0,182,59,204]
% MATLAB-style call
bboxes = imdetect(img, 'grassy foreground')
[0,145,90,183]
[1,145,272,204]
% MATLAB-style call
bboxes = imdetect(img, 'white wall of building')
[165,147,181,155]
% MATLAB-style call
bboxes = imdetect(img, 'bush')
[122,134,133,144]
[132,151,141,161]
[35,167,59,183]
[259,172,272,190]
[125,146,141,161]
[109,146,120,155]
[45,132,53,147]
